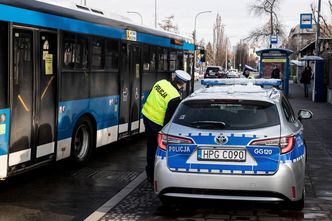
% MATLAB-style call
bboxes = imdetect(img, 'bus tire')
[71,116,94,165]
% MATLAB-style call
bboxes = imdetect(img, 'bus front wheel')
[71,116,94,165]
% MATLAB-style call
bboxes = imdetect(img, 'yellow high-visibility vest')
[142,80,180,126]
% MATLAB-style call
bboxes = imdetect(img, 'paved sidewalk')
[97,83,332,221]
[289,83,332,202]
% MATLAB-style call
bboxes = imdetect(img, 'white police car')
[154,79,312,210]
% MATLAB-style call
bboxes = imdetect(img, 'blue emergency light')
[201,79,283,87]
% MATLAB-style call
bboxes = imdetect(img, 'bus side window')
[77,36,89,69]
[158,47,169,72]
[169,51,176,71]
[63,33,89,69]
[63,33,75,69]
[176,51,183,70]
[91,37,105,70]
[105,39,119,71]
[150,47,156,72]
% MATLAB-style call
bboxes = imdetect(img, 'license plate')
[197,148,246,162]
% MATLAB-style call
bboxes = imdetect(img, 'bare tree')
[329,0,332,19]
[205,42,214,65]
[235,42,249,71]
[158,15,179,33]
[311,3,332,38]
[248,0,285,46]
[213,14,226,67]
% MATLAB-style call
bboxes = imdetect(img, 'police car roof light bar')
[201,79,282,87]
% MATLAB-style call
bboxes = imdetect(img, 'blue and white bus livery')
[0,0,195,179]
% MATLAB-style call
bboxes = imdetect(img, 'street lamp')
[315,0,321,56]
[194,11,212,45]
[127,11,143,25]
[155,0,157,28]
[192,10,211,92]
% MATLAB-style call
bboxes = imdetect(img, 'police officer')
[142,70,191,183]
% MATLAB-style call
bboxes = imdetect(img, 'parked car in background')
[154,79,312,211]
[204,66,227,79]
[194,70,200,81]
[227,69,240,78]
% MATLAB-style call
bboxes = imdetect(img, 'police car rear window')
[173,100,280,130]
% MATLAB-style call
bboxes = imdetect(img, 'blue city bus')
[0,0,195,179]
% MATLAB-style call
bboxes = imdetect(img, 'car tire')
[288,190,305,211]
[71,116,94,165]
[159,195,173,206]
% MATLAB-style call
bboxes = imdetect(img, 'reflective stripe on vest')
[142,80,180,126]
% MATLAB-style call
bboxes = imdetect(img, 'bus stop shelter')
[256,48,293,96]
[300,55,325,102]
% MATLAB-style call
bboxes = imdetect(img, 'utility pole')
[270,10,273,48]
[315,0,321,56]
[224,36,235,70]
[155,0,157,28]
[239,40,242,71]
[225,41,228,70]
[192,11,211,92]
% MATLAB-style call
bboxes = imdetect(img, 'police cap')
[175,70,191,83]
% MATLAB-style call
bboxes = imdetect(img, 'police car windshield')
[173,99,280,130]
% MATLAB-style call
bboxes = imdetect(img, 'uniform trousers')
[143,116,162,183]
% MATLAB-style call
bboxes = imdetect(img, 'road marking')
[84,171,146,221]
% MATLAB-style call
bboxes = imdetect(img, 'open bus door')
[9,26,57,174]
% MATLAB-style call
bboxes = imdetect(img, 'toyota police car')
[154,79,312,210]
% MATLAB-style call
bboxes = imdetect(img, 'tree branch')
[248,0,284,45]
[319,15,332,37]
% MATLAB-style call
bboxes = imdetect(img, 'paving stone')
[98,83,332,221]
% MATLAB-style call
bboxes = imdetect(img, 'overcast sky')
[68,0,330,47]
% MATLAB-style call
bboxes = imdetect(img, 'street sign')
[126,30,137,41]
[300,13,313,29]
[270,35,278,45]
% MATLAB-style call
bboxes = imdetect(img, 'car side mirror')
[298,109,313,121]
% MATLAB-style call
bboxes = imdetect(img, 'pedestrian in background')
[141,70,191,183]
[300,65,312,98]
[271,65,280,79]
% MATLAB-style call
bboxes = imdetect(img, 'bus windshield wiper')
[191,121,227,129]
